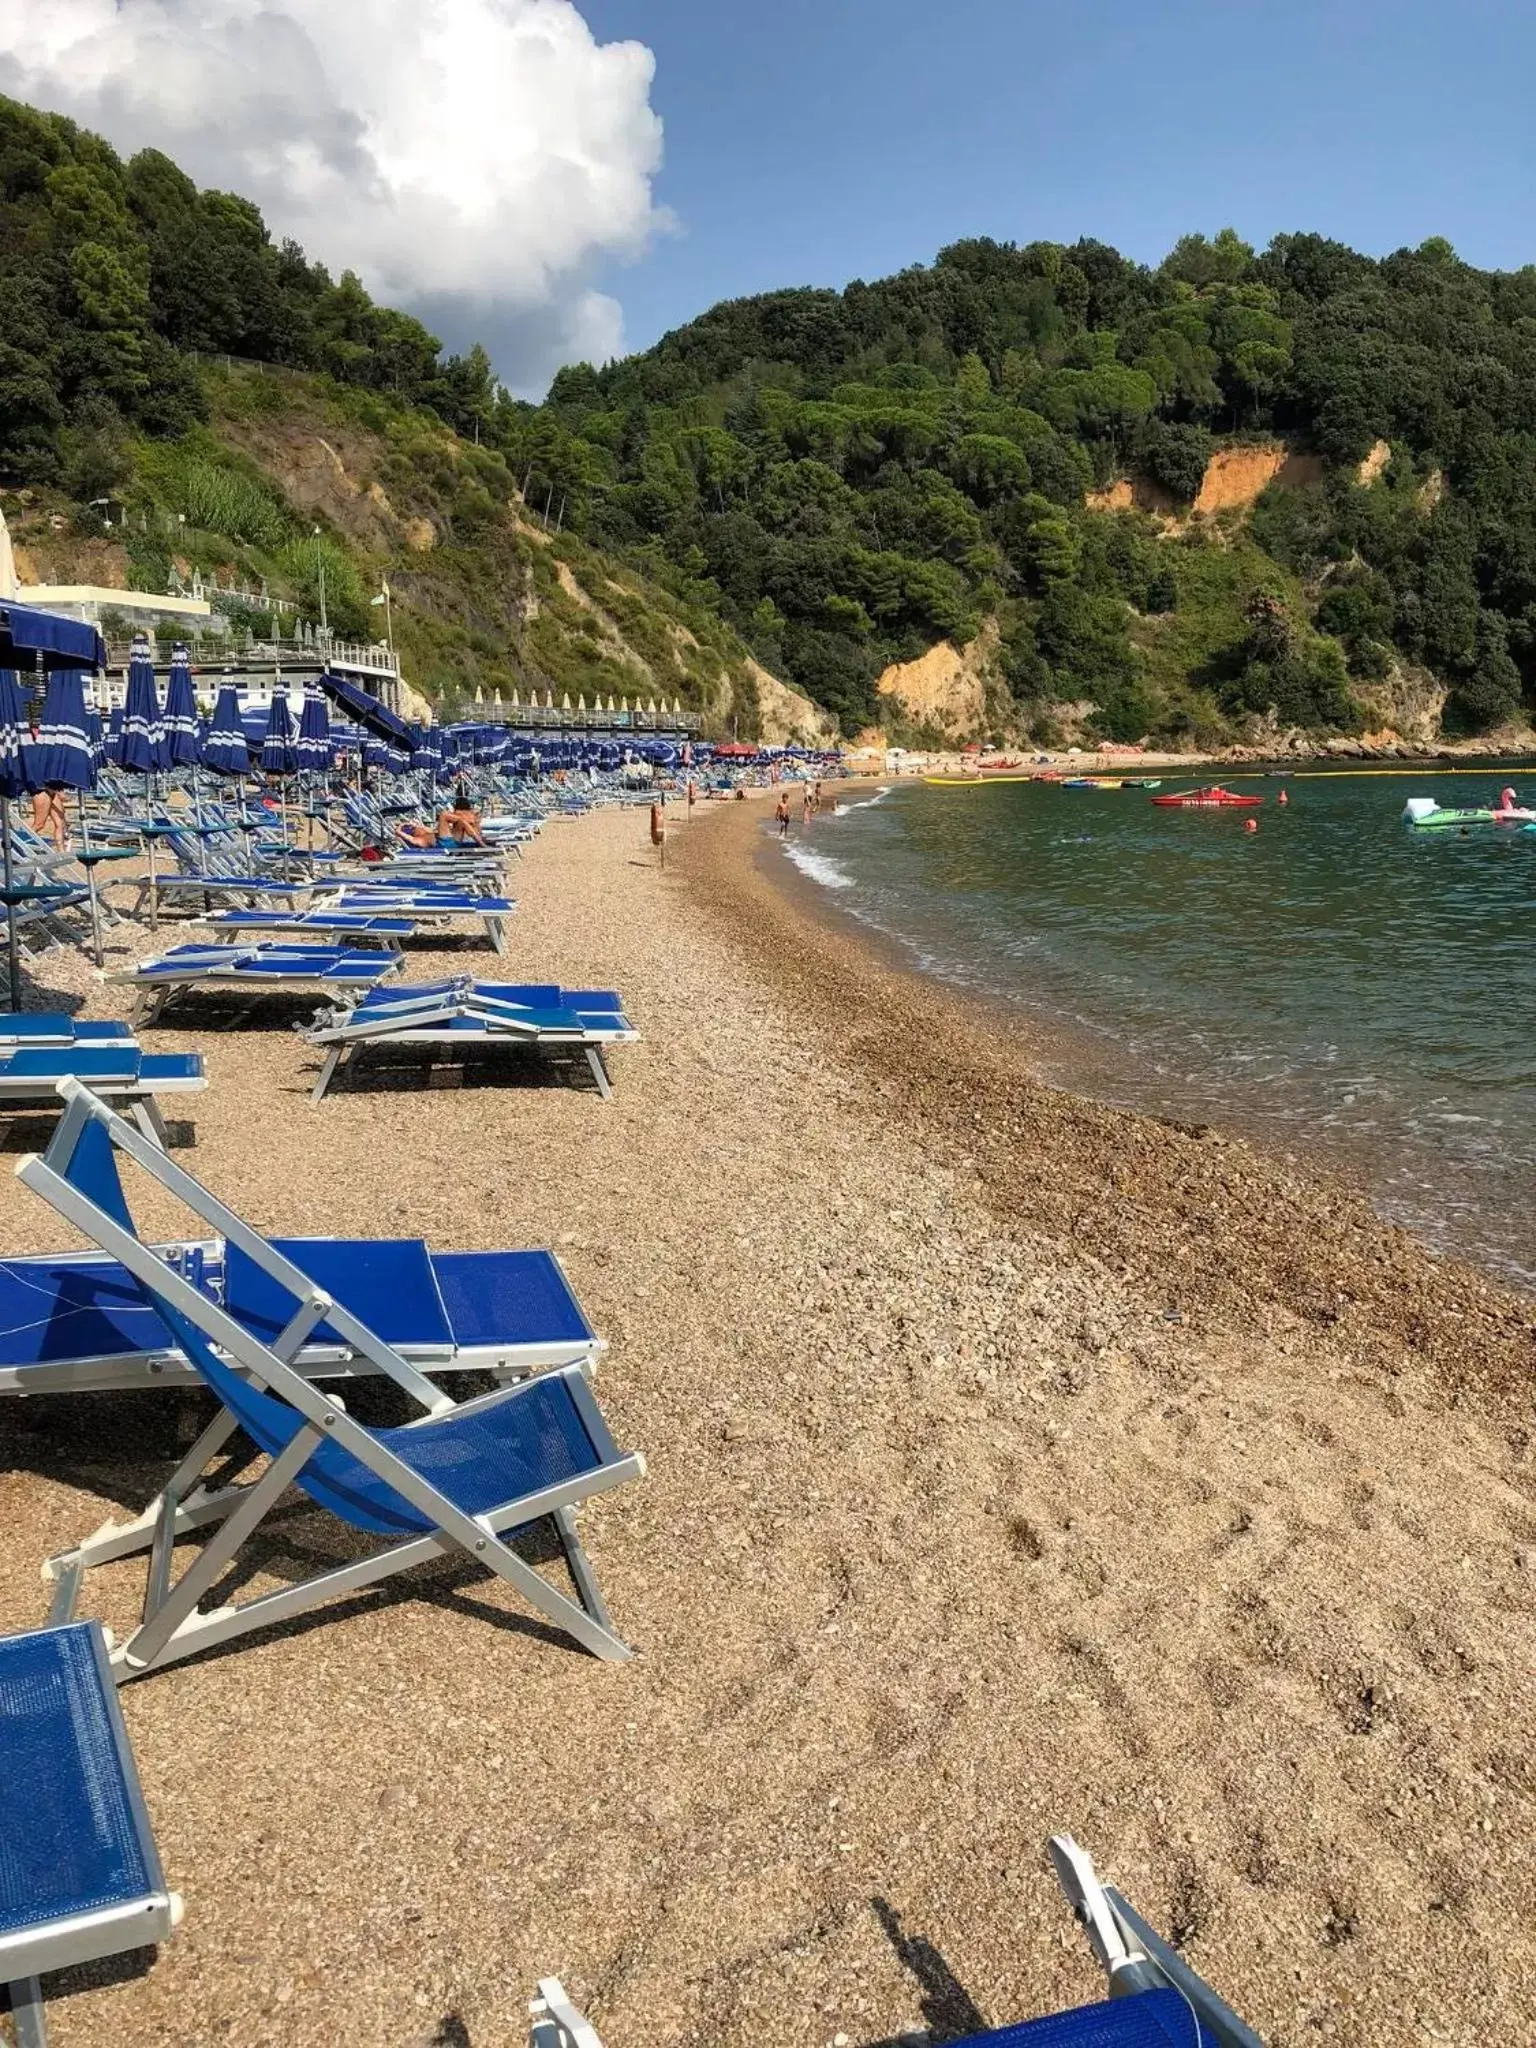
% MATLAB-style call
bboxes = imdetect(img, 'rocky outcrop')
[876,619,1000,737]
[1357,439,1392,487]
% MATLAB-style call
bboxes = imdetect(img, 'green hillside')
[5,89,1536,747]
[0,95,799,736]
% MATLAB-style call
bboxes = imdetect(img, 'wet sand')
[1,797,1534,2047]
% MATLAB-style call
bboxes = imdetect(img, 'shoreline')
[0,801,1532,2043]
[677,789,1536,1402]
[742,776,1536,1296]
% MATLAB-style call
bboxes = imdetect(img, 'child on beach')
[775,794,790,835]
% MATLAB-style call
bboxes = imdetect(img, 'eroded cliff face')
[745,658,840,747]
[1193,443,1324,513]
[875,618,1001,737]
[1086,439,1328,523]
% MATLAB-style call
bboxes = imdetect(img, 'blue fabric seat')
[950,1990,1197,2046]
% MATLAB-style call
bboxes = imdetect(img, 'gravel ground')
[2,799,1534,2048]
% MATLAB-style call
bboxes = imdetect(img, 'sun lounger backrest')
[61,1112,139,1236]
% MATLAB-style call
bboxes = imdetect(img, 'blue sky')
[581,0,1535,359]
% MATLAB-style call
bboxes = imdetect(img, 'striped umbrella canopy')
[0,668,36,803]
[86,706,106,774]
[294,686,331,772]
[120,635,168,776]
[28,668,96,791]
[105,703,125,767]
[163,645,200,767]
[260,691,298,776]
[364,732,411,776]
[202,685,249,777]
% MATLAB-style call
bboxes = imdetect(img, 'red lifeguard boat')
[1151,786,1263,808]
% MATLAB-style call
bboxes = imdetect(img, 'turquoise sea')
[780,769,1536,1290]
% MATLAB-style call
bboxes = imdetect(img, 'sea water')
[779,771,1536,1289]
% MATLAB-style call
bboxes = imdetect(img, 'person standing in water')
[775,794,790,836]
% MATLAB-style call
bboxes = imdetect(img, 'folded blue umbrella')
[202,684,249,777]
[120,636,168,777]
[294,686,331,772]
[28,668,96,792]
[260,692,298,777]
[163,646,200,768]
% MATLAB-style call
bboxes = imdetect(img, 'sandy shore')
[2,799,1534,2047]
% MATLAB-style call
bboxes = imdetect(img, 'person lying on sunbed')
[398,819,437,849]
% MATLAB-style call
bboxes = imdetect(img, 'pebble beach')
[2,792,1535,2047]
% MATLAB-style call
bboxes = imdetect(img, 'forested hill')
[525,232,1536,744]
[4,85,1536,747]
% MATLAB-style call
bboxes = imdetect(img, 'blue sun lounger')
[302,980,637,1101]
[197,909,420,950]
[114,944,403,1023]
[0,1620,181,2046]
[24,1083,643,1677]
[350,980,626,1016]
[526,1837,1260,2048]
[326,888,516,952]
[0,1183,600,1400]
[0,1014,134,1048]
[135,873,317,912]
[0,1049,205,1147]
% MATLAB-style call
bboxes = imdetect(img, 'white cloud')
[0,0,666,392]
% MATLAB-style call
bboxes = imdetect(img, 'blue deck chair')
[0,1620,181,2046]
[114,943,402,1024]
[525,1837,1261,2048]
[24,1083,643,1677]
[0,1048,204,1147]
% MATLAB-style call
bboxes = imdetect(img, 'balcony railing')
[470,703,701,733]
